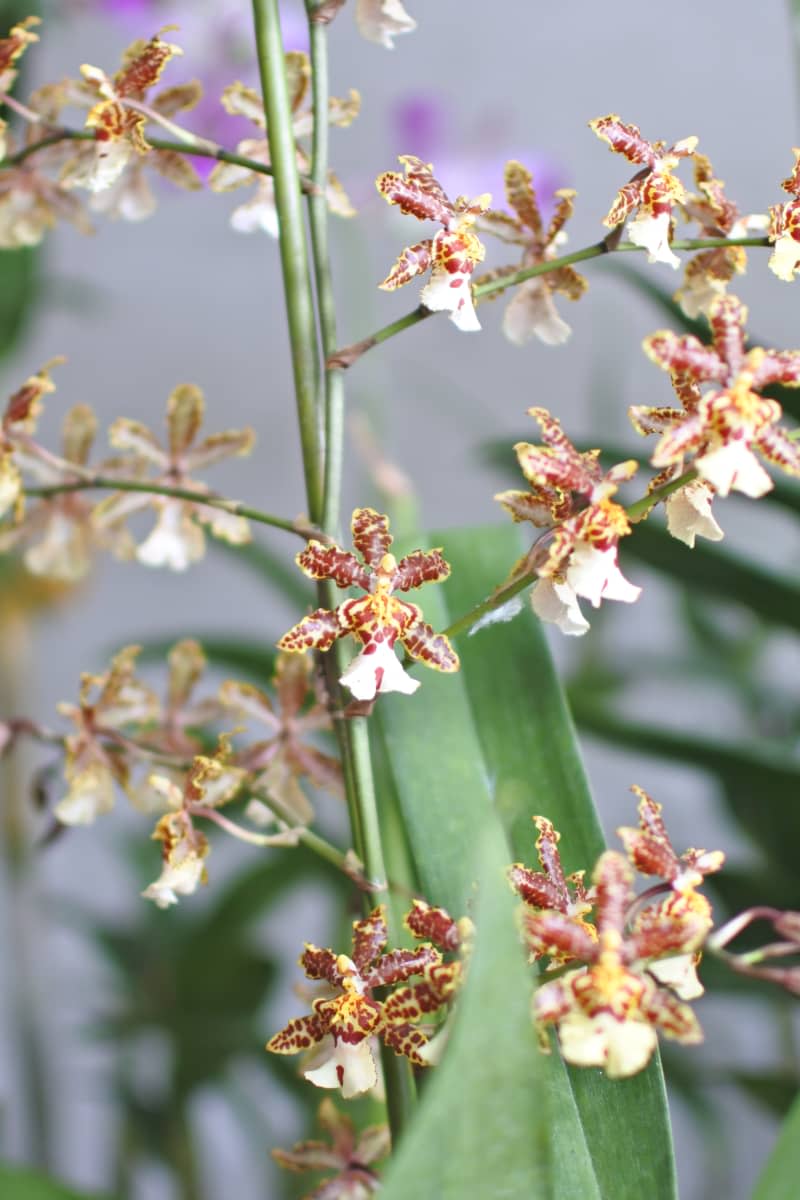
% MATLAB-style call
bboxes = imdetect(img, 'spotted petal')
[378,239,433,290]
[351,506,392,568]
[400,619,459,672]
[589,114,658,168]
[267,1012,329,1055]
[297,540,371,590]
[376,155,452,225]
[642,331,727,384]
[351,907,388,970]
[393,548,450,590]
[279,608,343,653]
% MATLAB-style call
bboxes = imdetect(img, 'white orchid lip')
[303,1034,378,1099]
[665,482,724,548]
[339,638,420,701]
[695,439,773,498]
[627,209,680,269]
[566,541,641,608]
[420,267,480,331]
[531,577,590,637]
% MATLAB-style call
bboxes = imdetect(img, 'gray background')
[1,1,799,1196]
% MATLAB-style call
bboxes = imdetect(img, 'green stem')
[329,236,772,369]
[442,466,701,640]
[306,14,345,536]
[305,1,418,1133]
[0,126,318,192]
[252,0,323,522]
[348,714,418,1138]
[348,717,389,897]
[23,476,320,539]
[442,567,536,642]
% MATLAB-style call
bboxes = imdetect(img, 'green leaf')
[374,524,677,1200]
[381,822,549,1200]
[0,246,37,359]
[752,1090,800,1200]
[0,1165,109,1200]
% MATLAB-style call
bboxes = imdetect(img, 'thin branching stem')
[328,236,772,369]
[23,476,321,539]
[442,466,699,641]
[306,17,345,537]
[0,125,318,192]
[304,0,417,1137]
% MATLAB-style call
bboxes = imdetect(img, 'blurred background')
[1,0,800,1196]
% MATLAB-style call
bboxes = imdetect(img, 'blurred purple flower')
[391,91,564,220]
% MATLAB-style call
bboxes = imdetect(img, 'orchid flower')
[219,652,342,826]
[532,851,706,1078]
[266,905,444,1097]
[92,383,255,570]
[590,114,697,268]
[675,153,768,317]
[476,161,587,345]
[496,407,640,635]
[768,147,800,281]
[55,645,159,825]
[633,293,800,500]
[279,508,458,702]
[376,155,490,330]
[209,54,358,236]
[57,28,204,210]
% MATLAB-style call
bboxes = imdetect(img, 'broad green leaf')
[441,525,677,1199]
[374,524,677,1200]
[752,1089,800,1200]
[0,1165,108,1200]
[381,822,548,1200]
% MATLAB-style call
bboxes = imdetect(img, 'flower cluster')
[278,507,459,701]
[29,640,344,905]
[209,52,359,237]
[0,363,256,579]
[376,155,490,330]
[0,14,364,240]
[674,153,767,318]
[516,789,724,1078]
[272,1098,389,1200]
[476,160,587,345]
[633,293,800,542]
[92,383,255,571]
[496,407,640,635]
[267,899,471,1097]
